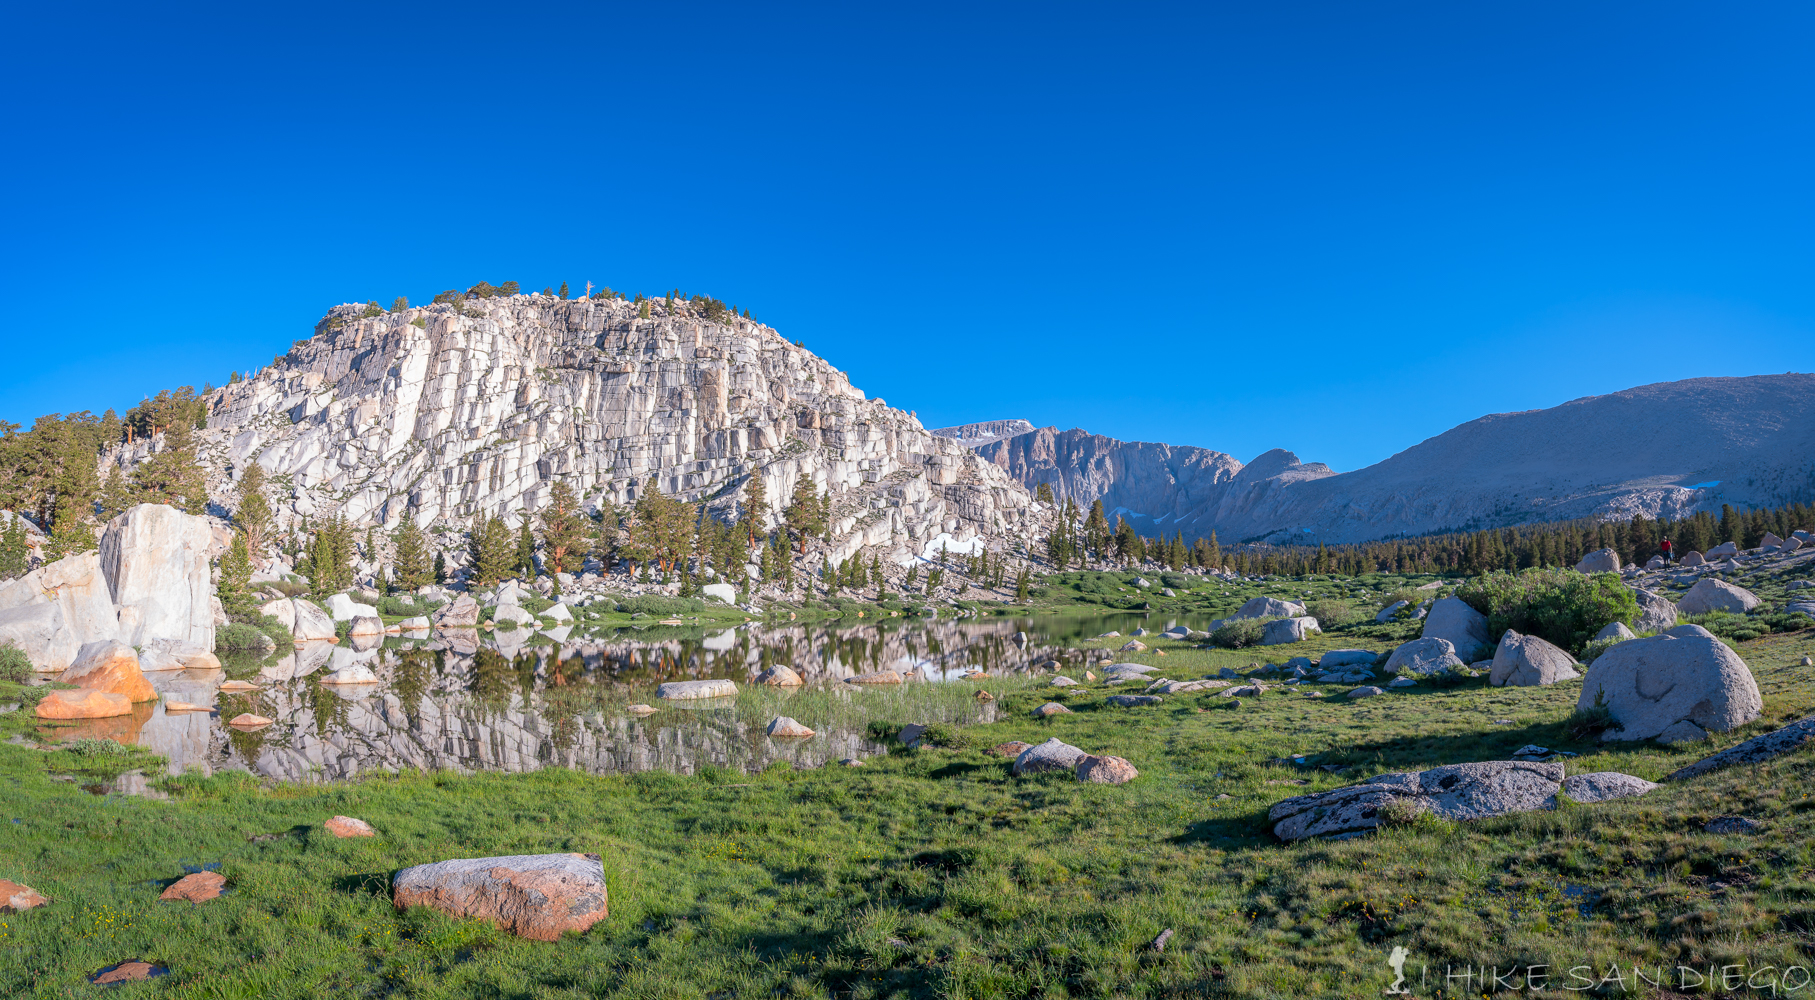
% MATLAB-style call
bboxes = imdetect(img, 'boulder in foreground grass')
[1489,630,1580,687]
[1269,761,1566,841]
[766,716,814,737]
[1075,755,1138,784]
[1014,737,1088,775]
[845,671,903,685]
[160,871,226,903]
[392,853,607,941]
[1561,772,1658,803]
[1384,637,1462,676]
[755,665,802,686]
[1421,597,1491,660]
[1261,617,1319,645]
[325,816,376,838]
[1,880,48,912]
[1033,702,1073,717]
[1576,624,1761,742]
[1666,714,1815,781]
[1676,578,1760,616]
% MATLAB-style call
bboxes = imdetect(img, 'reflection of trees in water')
[390,648,436,728]
[471,649,517,709]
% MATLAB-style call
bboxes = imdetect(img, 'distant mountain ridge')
[937,373,1815,544]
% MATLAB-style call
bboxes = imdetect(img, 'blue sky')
[4,2,1811,471]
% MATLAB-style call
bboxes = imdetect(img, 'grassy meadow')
[2,571,1814,998]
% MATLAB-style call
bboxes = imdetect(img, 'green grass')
[3,601,1813,996]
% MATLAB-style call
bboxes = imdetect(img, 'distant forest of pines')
[1042,481,1813,579]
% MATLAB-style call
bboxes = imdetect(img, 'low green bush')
[266,579,309,598]
[1211,618,1266,649]
[0,640,31,683]
[620,594,707,616]
[1455,568,1639,654]
[214,623,270,651]
[1685,611,1769,643]
[1576,636,1624,666]
[1304,599,1362,628]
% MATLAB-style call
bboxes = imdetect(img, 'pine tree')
[469,515,514,587]
[1084,499,1110,563]
[132,417,207,511]
[0,515,26,580]
[235,463,273,559]
[1015,567,1029,603]
[558,281,570,299]
[393,518,433,591]
[541,480,590,576]
[739,471,769,547]
[1035,482,1055,504]
[1719,504,1741,548]
[784,475,824,554]
[905,563,919,591]
[217,530,256,617]
[433,550,447,584]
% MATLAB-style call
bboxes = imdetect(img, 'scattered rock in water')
[431,594,481,628]
[845,671,903,685]
[34,688,131,720]
[1704,815,1762,835]
[1677,578,1761,616]
[91,961,168,985]
[1105,694,1161,707]
[1013,738,1089,775]
[1,879,49,912]
[59,641,156,702]
[320,665,379,685]
[1489,630,1580,687]
[218,680,261,692]
[656,679,738,699]
[990,741,1034,758]
[1075,755,1139,784]
[755,665,803,686]
[1033,702,1073,718]
[391,852,607,941]
[1561,772,1657,803]
[1576,624,1762,742]
[766,716,815,738]
[346,615,385,637]
[325,816,376,838]
[160,871,227,903]
[626,704,658,717]
[227,713,274,729]
[163,700,211,713]
[1347,686,1384,699]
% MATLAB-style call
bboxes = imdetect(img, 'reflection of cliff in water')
[135,618,1062,782]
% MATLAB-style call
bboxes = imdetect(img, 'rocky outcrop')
[1232,597,1304,620]
[1489,631,1579,687]
[1577,624,1762,742]
[1630,588,1678,633]
[34,688,132,719]
[194,295,1038,576]
[1575,547,1622,574]
[929,419,1038,448]
[1269,761,1567,840]
[962,374,1815,543]
[100,504,216,651]
[1261,617,1319,645]
[1666,714,1815,781]
[1384,637,1462,676]
[0,551,118,671]
[61,641,157,702]
[392,853,607,941]
[1013,738,1088,775]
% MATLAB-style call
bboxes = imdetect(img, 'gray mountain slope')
[961,374,1815,544]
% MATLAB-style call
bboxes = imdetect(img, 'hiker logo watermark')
[1384,958,1813,995]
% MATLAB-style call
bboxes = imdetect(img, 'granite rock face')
[392,853,607,941]
[196,295,1039,573]
[0,551,118,671]
[1421,597,1491,661]
[1489,631,1580,687]
[100,504,216,651]
[1630,588,1678,633]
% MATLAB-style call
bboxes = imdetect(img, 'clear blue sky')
[4,2,1811,472]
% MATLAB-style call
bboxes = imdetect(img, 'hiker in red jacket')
[1660,538,1674,563]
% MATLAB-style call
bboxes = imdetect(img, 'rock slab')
[1666,713,1815,781]
[100,504,215,650]
[392,853,607,941]
[35,688,132,720]
[1269,761,1566,840]
[656,679,737,700]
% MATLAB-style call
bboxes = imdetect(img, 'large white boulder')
[701,582,737,604]
[1420,597,1491,661]
[1676,578,1760,616]
[1384,636,1463,676]
[100,504,214,650]
[1575,547,1622,574]
[1576,624,1762,742]
[1707,541,1738,558]
[1232,597,1304,620]
[257,597,337,642]
[0,551,119,670]
[1489,630,1580,687]
[1594,621,1637,643]
[1261,616,1320,645]
[326,592,379,622]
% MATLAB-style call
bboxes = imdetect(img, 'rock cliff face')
[930,419,1037,449]
[957,374,1815,544]
[199,295,1038,566]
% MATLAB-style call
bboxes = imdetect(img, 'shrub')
[67,738,130,758]
[1685,612,1768,643]
[1568,692,1617,740]
[620,594,706,617]
[266,579,309,598]
[1577,635,1627,667]
[214,623,270,651]
[0,640,31,683]
[1211,618,1267,649]
[1428,665,1481,689]
[1305,599,1362,628]
[1455,568,1639,654]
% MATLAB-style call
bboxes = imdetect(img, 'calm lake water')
[38,612,1213,783]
